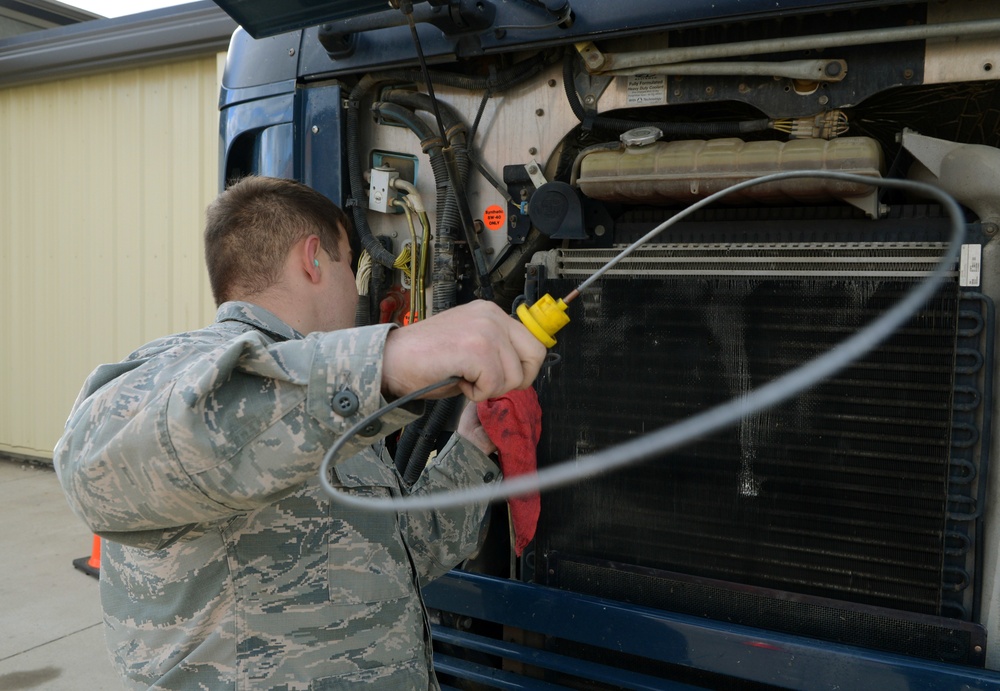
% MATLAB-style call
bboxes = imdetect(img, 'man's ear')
[303,234,322,282]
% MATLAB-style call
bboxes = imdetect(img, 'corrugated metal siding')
[0,54,224,460]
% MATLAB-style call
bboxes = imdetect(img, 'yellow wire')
[394,246,412,274]
[417,210,430,322]
[393,199,419,322]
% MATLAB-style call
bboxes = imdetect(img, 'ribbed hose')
[562,52,771,135]
[431,167,459,312]
[393,413,424,475]
[374,101,439,143]
[354,294,372,327]
[382,89,471,314]
[373,101,461,313]
[382,90,465,133]
[370,261,387,327]
[403,395,462,484]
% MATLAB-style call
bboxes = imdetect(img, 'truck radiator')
[530,227,992,665]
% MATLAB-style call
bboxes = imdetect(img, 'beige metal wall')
[0,54,224,461]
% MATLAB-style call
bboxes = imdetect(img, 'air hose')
[319,170,966,511]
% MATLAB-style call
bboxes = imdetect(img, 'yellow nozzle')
[517,294,570,347]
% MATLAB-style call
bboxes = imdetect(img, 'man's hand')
[456,399,496,457]
[382,300,547,402]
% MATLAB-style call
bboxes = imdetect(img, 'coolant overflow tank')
[577,137,885,217]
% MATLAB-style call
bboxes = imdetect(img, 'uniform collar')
[215,301,303,342]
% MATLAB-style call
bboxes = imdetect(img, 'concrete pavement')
[0,458,120,690]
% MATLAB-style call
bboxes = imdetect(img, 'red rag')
[477,388,542,557]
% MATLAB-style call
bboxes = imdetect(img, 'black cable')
[469,87,492,146]
[320,377,458,497]
[403,395,462,484]
[401,2,449,146]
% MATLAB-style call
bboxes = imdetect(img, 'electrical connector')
[778,110,849,140]
[368,166,399,213]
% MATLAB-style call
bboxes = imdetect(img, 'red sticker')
[483,204,506,231]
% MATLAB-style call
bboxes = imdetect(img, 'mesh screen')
[535,276,959,615]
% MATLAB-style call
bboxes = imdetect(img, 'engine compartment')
[217,0,1000,683]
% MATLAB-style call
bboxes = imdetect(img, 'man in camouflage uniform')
[54,176,546,690]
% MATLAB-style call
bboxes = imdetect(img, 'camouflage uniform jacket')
[54,302,500,690]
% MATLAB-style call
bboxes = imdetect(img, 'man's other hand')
[457,399,496,457]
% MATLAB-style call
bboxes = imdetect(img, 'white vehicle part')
[577,136,885,217]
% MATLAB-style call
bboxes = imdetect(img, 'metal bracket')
[524,160,548,189]
[576,41,606,71]
[606,59,848,82]
[573,70,613,111]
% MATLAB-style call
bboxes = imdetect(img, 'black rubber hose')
[561,52,771,136]
[431,234,457,312]
[374,101,440,144]
[403,395,462,484]
[394,414,425,475]
[383,90,465,133]
[354,293,371,327]
[347,75,402,269]
[429,145,461,313]
[439,142,471,306]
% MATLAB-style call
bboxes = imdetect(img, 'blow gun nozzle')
[517,293,570,347]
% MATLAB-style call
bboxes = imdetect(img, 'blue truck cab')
[211,1,1000,687]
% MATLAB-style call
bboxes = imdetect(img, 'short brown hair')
[204,176,352,305]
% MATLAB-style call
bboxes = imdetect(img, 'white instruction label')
[960,244,982,287]
[626,75,667,106]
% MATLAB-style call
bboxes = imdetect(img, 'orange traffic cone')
[72,535,100,579]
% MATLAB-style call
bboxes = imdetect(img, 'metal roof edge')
[0,1,237,88]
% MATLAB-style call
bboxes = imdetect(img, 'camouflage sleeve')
[400,434,501,583]
[54,324,420,543]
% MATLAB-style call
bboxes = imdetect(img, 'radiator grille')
[539,242,956,278]
[532,248,982,639]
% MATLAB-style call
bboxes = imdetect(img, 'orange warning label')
[483,204,506,231]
